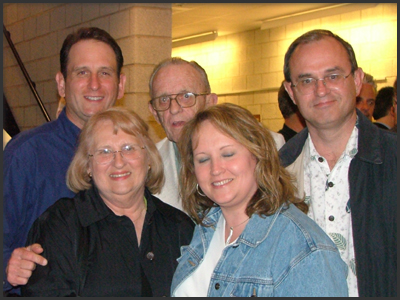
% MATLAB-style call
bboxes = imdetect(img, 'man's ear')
[354,68,364,96]
[389,105,396,117]
[206,93,218,107]
[283,81,297,106]
[55,72,66,98]
[148,102,161,124]
[117,73,126,100]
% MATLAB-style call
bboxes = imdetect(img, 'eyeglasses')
[291,72,352,95]
[88,144,146,165]
[149,92,209,112]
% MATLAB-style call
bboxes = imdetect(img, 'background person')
[355,72,377,121]
[20,107,194,296]
[277,81,306,141]
[171,103,348,297]
[3,27,126,296]
[281,29,396,297]
[372,86,396,130]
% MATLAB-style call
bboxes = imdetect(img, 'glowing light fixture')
[261,3,378,30]
[172,31,218,48]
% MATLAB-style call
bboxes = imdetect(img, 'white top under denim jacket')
[171,204,349,297]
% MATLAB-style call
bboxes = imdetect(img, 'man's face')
[56,39,126,129]
[149,63,217,143]
[284,36,363,131]
[356,83,376,120]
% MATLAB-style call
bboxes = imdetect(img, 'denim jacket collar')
[202,205,286,247]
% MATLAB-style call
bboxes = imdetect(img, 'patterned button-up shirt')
[304,124,359,297]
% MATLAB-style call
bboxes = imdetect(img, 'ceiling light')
[172,31,218,48]
[261,3,378,30]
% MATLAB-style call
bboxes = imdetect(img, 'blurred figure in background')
[356,72,377,121]
[277,81,306,141]
[391,77,397,132]
[373,86,396,130]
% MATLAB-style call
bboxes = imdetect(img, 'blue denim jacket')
[171,204,348,297]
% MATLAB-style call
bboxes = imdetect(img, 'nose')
[210,159,224,176]
[357,100,369,113]
[112,151,125,166]
[89,74,100,91]
[169,97,183,114]
[315,78,330,96]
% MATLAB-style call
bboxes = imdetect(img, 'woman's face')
[87,120,149,203]
[192,120,258,212]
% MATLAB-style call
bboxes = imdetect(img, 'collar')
[280,110,384,166]
[306,120,358,162]
[76,185,157,227]
[57,107,81,147]
[354,109,384,164]
[202,205,285,247]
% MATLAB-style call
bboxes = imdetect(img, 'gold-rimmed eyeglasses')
[149,92,209,112]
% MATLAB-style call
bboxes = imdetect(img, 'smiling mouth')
[85,96,103,101]
[213,179,233,186]
[110,172,131,178]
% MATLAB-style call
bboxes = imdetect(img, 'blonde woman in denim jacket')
[172,103,348,297]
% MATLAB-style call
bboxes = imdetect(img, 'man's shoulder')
[269,130,285,150]
[4,120,60,152]
[156,137,171,150]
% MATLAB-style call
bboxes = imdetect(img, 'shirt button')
[318,157,324,162]
[328,215,335,221]
[215,283,220,290]
[146,252,154,261]
[327,182,334,188]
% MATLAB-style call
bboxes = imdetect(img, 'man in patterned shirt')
[279,29,396,297]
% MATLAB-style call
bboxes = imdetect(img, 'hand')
[6,244,48,286]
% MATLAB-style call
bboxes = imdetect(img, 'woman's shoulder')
[278,204,337,250]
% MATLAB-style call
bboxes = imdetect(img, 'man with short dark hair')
[280,29,396,297]
[373,86,396,130]
[3,27,126,295]
[277,81,306,141]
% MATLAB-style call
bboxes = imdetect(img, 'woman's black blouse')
[21,186,194,297]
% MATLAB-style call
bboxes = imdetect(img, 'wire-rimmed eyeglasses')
[291,72,352,95]
[149,92,209,112]
[88,144,146,165]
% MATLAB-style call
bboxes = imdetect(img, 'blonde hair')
[178,103,307,225]
[67,107,164,194]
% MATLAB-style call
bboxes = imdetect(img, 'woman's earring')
[196,184,206,197]
[88,172,92,178]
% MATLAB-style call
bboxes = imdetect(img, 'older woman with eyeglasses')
[20,107,194,297]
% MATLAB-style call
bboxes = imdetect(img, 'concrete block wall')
[3,3,172,142]
[172,3,397,132]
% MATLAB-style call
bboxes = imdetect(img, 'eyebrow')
[297,67,344,79]
[193,144,235,155]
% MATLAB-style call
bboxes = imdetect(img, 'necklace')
[226,217,250,244]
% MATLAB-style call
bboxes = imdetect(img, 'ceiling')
[171,3,378,40]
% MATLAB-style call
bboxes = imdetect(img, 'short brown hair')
[67,107,164,194]
[284,29,358,83]
[60,27,124,79]
[178,102,307,225]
